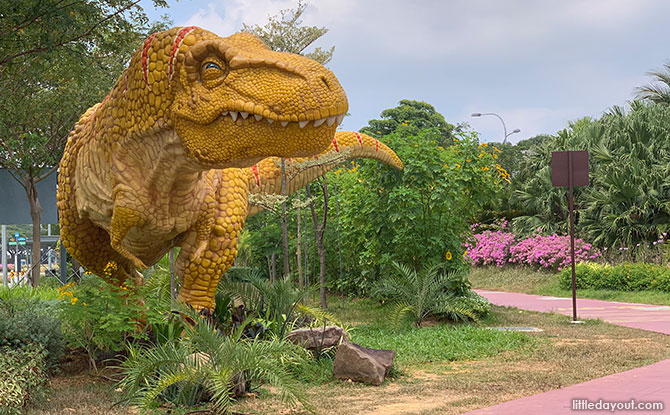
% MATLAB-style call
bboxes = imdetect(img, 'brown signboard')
[551,151,589,187]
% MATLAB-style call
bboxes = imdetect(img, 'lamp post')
[471,112,520,144]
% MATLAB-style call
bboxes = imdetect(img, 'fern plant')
[116,310,314,414]
[372,262,480,327]
[218,269,315,339]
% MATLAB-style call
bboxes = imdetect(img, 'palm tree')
[635,63,670,105]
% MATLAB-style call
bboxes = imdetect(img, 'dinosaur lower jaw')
[176,112,347,167]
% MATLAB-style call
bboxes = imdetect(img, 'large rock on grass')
[286,326,349,352]
[333,342,396,385]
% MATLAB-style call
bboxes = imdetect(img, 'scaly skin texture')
[57,27,401,311]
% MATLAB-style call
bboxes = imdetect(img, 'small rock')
[286,326,349,351]
[333,342,395,385]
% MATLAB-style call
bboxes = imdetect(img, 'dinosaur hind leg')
[175,171,248,311]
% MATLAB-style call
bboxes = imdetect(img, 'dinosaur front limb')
[110,205,148,270]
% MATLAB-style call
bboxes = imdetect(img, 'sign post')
[551,151,589,322]
[1,225,6,286]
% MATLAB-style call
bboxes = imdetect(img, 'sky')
[138,0,670,143]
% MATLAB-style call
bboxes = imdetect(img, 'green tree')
[635,62,670,105]
[360,100,455,146]
[0,0,169,285]
[242,0,334,65]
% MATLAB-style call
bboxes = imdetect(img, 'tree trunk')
[306,179,328,309]
[280,158,290,279]
[26,177,42,287]
[270,252,277,282]
[296,190,303,289]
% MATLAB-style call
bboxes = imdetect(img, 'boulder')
[286,325,349,351]
[333,342,396,385]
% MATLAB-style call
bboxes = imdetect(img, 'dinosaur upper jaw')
[175,107,347,168]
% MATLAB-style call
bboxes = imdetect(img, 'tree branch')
[0,0,141,66]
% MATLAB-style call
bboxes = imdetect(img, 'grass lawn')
[29,293,670,415]
[469,266,670,306]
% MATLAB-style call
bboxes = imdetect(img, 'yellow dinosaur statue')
[57,27,402,312]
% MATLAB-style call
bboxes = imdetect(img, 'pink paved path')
[464,290,670,414]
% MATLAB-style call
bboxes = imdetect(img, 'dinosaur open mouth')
[220,110,345,128]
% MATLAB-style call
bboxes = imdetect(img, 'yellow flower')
[482,143,488,147]
[445,251,453,261]
[443,164,448,168]
[453,138,459,142]
[493,153,498,159]
[83,302,87,306]
[494,146,501,153]
[455,163,461,168]
[71,297,78,305]
[462,250,468,258]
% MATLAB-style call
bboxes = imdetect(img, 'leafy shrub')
[449,291,491,319]
[559,262,670,292]
[58,275,154,371]
[0,302,64,371]
[0,346,48,414]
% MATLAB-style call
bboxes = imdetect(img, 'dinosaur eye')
[204,62,221,71]
[200,59,227,87]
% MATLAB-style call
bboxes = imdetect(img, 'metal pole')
[169,248,176,299]
[59,241,67,284]
[569,153,577,321]
[334,183,344,308]
[2,225,7,286]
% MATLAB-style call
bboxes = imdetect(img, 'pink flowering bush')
[465,230,601,270]
[509,234,600,270]
[464,230,516,267]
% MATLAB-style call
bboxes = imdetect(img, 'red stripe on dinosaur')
[169,26,198,83]
[332,136,340,152]
[354,132,364,147]
[141,34,157,90]
[251,164,260,186]
[375,139,379,152]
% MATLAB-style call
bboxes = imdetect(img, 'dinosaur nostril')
[321,76,330,90]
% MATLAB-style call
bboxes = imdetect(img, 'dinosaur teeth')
[254,114,263,121]
[313,118,326,127]
[280,121,289,127]
[221,111,229,117]
[267,118,274,124]
[240,111,249,119]
[336,114,345,125]
[326,116,337,126]
[230,111,239,121]
[298,120,309,128]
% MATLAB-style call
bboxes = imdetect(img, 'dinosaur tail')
[246,131,403,216]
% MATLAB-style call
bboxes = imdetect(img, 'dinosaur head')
[116,27,348,168]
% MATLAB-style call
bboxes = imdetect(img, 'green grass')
[469,266,670,306]
[351,323,532,364]
[322,294,533,366]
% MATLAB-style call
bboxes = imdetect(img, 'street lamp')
[471,112,520,144]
